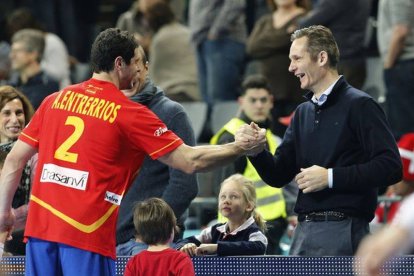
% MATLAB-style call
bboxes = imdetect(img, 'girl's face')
[0,98,25,143]
[218,181,253,221]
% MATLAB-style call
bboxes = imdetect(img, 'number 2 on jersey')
[54,116,85,163]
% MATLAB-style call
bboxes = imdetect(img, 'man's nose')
[288,62,295,72]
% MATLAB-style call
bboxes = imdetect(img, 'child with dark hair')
[124,198,194,276]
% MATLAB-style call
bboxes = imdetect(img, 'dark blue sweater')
[116,79,198,244]
[250,77,402,221]
[176,217,267,256]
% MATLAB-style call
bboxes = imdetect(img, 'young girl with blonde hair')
[177,174,267,256]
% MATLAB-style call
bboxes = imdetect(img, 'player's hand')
[295,165,328,193]
[235,123,266,155]
[0,210,15,243]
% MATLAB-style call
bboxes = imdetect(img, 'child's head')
[133,197,177,246]
[218,174,267,231]
[218,174,257,219]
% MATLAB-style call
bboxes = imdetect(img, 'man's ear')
[318,51,328,66]
[115,56,124,70]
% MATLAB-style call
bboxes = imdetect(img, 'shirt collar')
[311,76,342,106]
[216,216,255,235]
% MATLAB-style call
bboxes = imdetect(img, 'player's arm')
[158,143,245,174]
[0,140,37,243]
[158,125,266,174]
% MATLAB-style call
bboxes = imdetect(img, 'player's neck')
[92,72,119,88]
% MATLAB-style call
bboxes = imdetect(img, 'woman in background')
[0,85,35,255]
[246,0,310,136]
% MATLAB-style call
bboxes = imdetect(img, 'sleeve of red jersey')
[128,105,184,160]
[18,96,52,148]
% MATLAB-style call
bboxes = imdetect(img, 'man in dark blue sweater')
[116,46,198,256]
[240,25,402,256]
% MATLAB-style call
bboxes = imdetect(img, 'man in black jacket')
[239,25,402,256]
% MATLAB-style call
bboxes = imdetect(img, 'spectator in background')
[0,42,11,84]
[123,198,195,276]
[116,46,198,256]
[210,75,287,255]
[8,29,59,109]
[144,1,200,102]
[247,0,310,136]
[116,0,153,53]
[241,25,402,256]
[176,174,268,256]
[6,8,71,89]
[188,0,247,106]
[0,85,35,255]
[377,0,414,139]
[375,133,414,224]
[297,0,371,89]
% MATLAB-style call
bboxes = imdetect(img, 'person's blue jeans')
[116,239,148,256]
[384,59,414,138]
[195,38,246,106]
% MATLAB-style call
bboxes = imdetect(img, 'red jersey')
[19,78,183,259]
[124,248,195,276]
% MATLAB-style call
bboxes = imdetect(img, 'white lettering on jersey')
[104,191,123,205]
[40,164,89,190]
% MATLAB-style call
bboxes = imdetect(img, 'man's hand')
[295,165,328,193]
[235,122,266,156]
[0,210,16,244]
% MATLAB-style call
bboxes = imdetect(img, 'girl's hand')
[195,244,218,256]
[180,243,197,257]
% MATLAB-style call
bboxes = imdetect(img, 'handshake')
[235,122,267,157]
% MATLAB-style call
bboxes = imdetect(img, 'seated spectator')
[124,198,195,276]
[8,29,59,109]
[176,174,268,256]
[144,1,200,102]
[0,85,35,255]
[7,8,71,89]
[375,133,414,223]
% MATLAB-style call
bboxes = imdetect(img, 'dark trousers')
[265,217,288,255]
[384,59,414,139]
[289,217,369,256]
